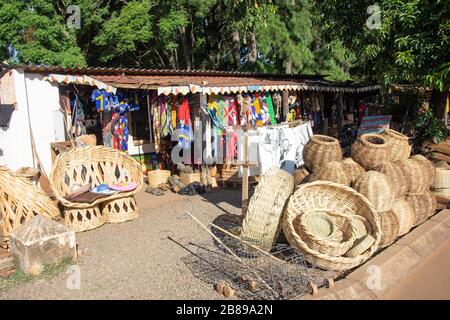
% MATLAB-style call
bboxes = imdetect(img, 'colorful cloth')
[266,92,277,125]
[177,97,192,149]
[253,94,263,126]
[160,96,171,138]
[90,89,110,111]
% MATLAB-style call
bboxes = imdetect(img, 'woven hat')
[350,215,372,239]
[400,158,430,195]
[309,161,351,186]
[374,161,408,197]
[341,158,365,183]
[353,171,395,212]
[406,191,436,227]
[378,210,400,248]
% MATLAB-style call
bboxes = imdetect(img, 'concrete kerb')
[295,209,450,300]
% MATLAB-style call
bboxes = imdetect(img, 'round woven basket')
[378,210,400,248]
[341,158,365,184]
[282,181,381,271]
[147,170,171,188]
[293,167,310,186]
[433,168,450,189]
[351,134,389,170]
[411,154,435,187]
[350,215,372,239]
[303,135,343,172]
[353,171,395,212]
[241,167,294,251]
[434,160,450,169]
[374,161,408,197]
[400,158,430,195]
[298,211,357,257]
[344,234,376,258]
[406,191,437,227]
[382,128,411,162]
[309,161,351,186]
[390,198,415,236]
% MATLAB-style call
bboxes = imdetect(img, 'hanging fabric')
[177,97,192,149]
[71,94,87,137]
[160,95,171,138]
[253,94,263,126]
[266,92,277,125]
[152,97,161,152]
[272,92,282,122]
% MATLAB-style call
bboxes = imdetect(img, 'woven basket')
[432,168,450,189]
[378,210,400,248]
[345,234,376,258]
[282,181,381,271]
[298,211,357,256]
[389,198,415,236]
[411,154,435,187]
[400,158,430,195]
[374,161,408,197]
[353,171,395,212]
[147,170,171,188]
[406,191,437,227]
[293,167,310,186]
[350,215,372,239]
[75,134,97,146]
[351,134,389,170]
[382,128,411,162]
[432,187,450,197]
[434,160,450,169]
[240,167,294,251]
[309,161,351,186]
[0,167,60,245]
[304,135,343,172]
[341,158,365,183]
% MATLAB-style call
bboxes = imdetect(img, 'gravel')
[0,189,244,299]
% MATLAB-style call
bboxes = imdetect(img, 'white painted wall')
[0,70,64,175]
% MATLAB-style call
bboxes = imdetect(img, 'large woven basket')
[400,158,430,195]
[0,167,61,245]
[378,210,400,248]
[406,191,437,227]
[382,128,411,162]
[411,154,435,187]
[297,211,357,257]
[433,168,450,189]
[303,135,343,172]
[282,181,381,271]
[309,161,351,186]
[147,170,171,188]
[351,134,389,170]
[240,167,294,251]
[389,198,415,236]
[353,171,395,212]
[374,161,408,197]
[341,158,365,184]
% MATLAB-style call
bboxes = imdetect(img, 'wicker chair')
[0,167,61,246]
[49,146,143,232]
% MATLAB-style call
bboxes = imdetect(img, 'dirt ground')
[0,189,244,299]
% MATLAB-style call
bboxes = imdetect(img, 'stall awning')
[43,74,117,93]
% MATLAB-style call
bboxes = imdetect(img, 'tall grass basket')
[374,161,408,197]
[433,168,450,189]
[411,154,435,187]
[353,171,395,212]
[382,128,411,162]
[406,191,437,227]
[282,181,381,271]
[240,167,294,251]
[389,198,415,236]
[309,161,351,186]
[0,167,60,246]
[293,167,310,186]
[296,211,357,256]
[147,170,171,188]
[400,158,430,195]
[341,158,365,184]
[378,210,400,248]
[351,133,389,170]
[303,135,343,172]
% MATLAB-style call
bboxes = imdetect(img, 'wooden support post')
[282,91,289,122]
[242,129,249,217]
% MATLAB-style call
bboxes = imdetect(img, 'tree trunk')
[247,31,257,63]
[231,30,240,68]
[285,58,292,74]
[431,89,446,121]
[179,26,191,70]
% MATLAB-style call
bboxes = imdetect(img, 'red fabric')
[178,97,191,124]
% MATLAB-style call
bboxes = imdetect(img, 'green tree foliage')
[316,0,450,89]
[0,0,86,66]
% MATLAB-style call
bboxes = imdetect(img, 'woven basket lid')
[344,234,376,258]
[350,215,372,239]
[300,211,336,240]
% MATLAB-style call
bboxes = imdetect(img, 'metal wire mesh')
[181,229,336,300]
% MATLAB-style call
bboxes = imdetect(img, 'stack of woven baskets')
[431,161,450,200]
[241,129,439,271]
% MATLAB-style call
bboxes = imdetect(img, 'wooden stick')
[241,130,249,217]
[186,211,280,298]
[208,223,285,264]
